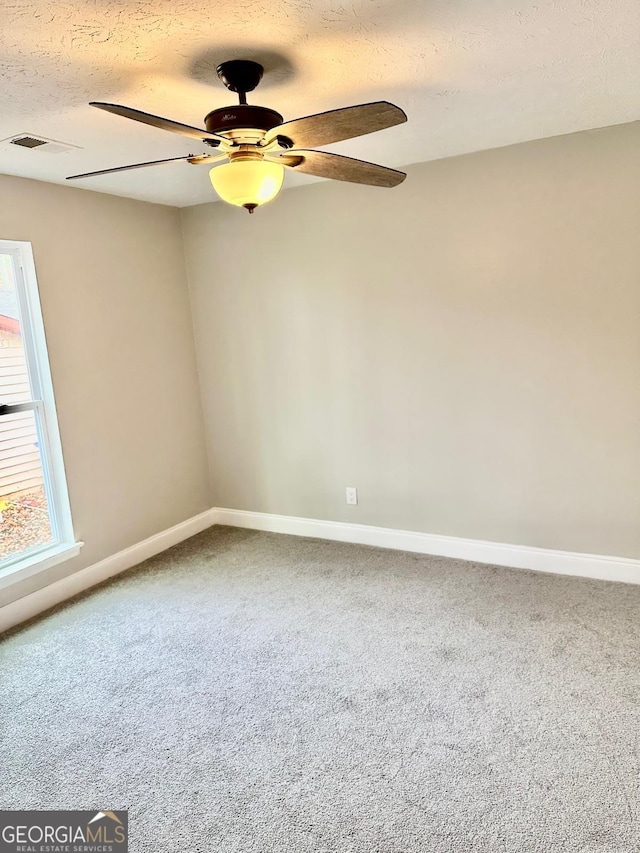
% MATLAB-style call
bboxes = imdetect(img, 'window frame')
[0,240,81,588]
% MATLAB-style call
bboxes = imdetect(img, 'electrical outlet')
[346,486,358,506]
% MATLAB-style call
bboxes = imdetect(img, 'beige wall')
[181,121,640,559]
[1,175,211,603]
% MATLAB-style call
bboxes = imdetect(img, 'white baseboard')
[0,509,216,634]
[4,505,638,635]
[213,507,640,585]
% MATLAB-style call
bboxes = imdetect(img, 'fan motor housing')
[204,105,283,135]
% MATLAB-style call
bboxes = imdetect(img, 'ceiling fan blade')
[270,149,406,188]
[90,102,225,145]
[264,101,406,149]
[66,154,222,180]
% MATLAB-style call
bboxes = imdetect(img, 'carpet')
[2,526,640,852]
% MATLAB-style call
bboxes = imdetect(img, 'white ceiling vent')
[1,134,81,154]
[11,135,48,148]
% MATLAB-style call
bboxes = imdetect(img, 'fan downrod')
[216,60,264,104]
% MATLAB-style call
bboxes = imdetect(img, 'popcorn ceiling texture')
[0,0,639,205]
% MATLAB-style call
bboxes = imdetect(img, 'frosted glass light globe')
[209,160,285,213]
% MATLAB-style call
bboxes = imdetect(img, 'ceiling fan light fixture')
[70,61,408,205]
[209,159,284,213]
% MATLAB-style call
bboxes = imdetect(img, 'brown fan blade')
[264,101,406,149]
[66,154,221,180]
[270,149,406,188]
[90,103,225,145]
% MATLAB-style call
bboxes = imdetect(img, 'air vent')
[1,134,81,154]
[11,136,48,148]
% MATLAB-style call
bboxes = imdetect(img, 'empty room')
[1,1,639,850]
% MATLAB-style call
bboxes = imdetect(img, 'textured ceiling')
[1,0,639,206]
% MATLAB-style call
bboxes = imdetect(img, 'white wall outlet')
[346,486,358,506]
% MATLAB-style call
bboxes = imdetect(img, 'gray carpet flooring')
[2,526,640,852]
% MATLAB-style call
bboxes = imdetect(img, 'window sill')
[0,541,84,592]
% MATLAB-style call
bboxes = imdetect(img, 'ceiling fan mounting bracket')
[274,135,294,149]
[216,60,264,101]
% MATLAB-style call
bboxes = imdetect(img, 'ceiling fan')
[67,59,408,213]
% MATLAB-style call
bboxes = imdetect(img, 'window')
[0,240,79,584]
